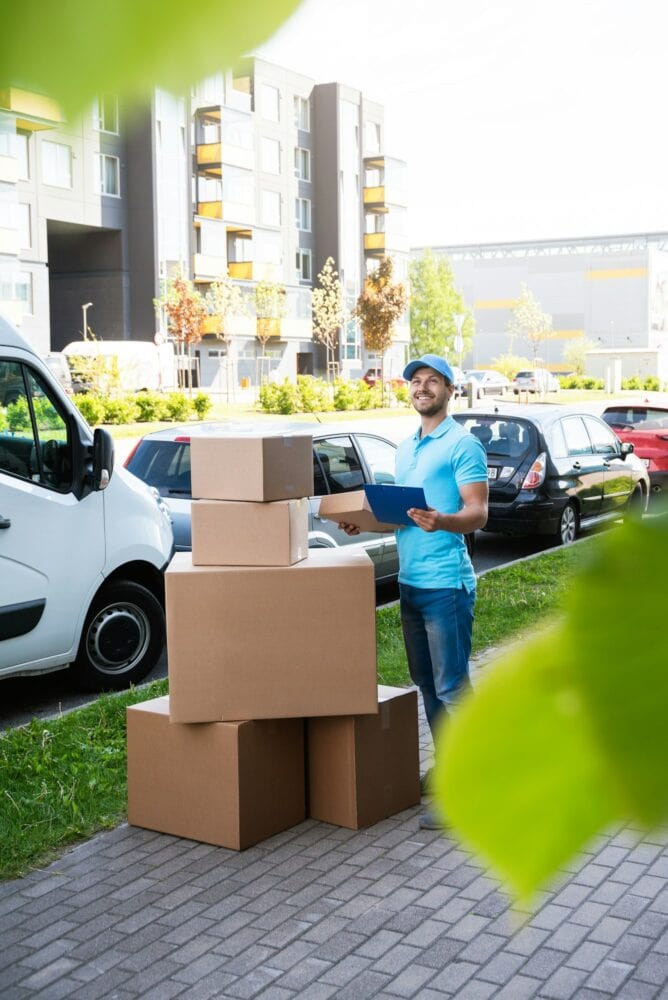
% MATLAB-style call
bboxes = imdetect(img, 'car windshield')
[603,407,668,432]
[455,417,534,458]
[126,439,193,495]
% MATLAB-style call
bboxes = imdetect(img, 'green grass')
[1,540,592,881]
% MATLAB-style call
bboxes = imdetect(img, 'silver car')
[124,421,400,583]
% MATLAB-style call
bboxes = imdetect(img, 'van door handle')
[572,461,581,471]
[0,515,10,529]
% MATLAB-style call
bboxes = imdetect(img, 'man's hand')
[407,506,442,532]
[338,521,361,536]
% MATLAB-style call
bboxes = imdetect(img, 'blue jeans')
[400,583,475,737]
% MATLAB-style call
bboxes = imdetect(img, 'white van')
[0,317,174,690]
[62,339,177,394]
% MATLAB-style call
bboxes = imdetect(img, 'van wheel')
[556,501,579,545]
[72,581,165,691]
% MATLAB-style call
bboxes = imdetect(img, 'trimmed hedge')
[72,390,213,426]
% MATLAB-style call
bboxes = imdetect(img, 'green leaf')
[433,515,668,899]
[1,0,303,119]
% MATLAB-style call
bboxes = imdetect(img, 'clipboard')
[363,484,428,527]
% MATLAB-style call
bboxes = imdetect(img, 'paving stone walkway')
[2,706,667,1000]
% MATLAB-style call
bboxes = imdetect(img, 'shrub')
[333,378,358,411]
[258,380,300,414]
[297,375,332,413]
[102,396,140,425]
[6,397,31,432]
[134,391,166,422]
[580,376,604,390]
[73,393,106,426]
[192,391,213,420]
[394,384,411,407]
[162,392,193,422]
[559,375,580,389]
[644,376,660,391]
[622,375,643,391]
[0,407,7,432]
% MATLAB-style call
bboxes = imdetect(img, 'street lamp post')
[82,302,93,341]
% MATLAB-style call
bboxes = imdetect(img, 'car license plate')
[487,467,498,480]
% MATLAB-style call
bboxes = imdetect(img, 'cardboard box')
[127,696,305,850]
[166,548,378,723]
[191,433,314,502]
[318,490,399,533]
[306,685,421,829]
[191,498,309,566]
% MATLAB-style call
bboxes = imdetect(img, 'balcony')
[196,143,222,174]
[197,201,223,220]
[193,253,226,281]
[363,186,387,211]
[364,232,386,253]
[228,261,253,280]
[0,87,63,130]
[200,315,222,335]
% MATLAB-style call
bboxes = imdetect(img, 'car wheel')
[556,501,579,545]
[626,484,645,520]
[71,580,165,691]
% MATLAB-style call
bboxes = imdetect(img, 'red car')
[362,367,406,391]
[602,403,668,499]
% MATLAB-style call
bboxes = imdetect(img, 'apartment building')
[0,59,409,390]
[423,233,668,381]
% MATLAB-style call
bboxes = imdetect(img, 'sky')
[258,0,668,248]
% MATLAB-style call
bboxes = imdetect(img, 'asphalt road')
[0,528,577,730]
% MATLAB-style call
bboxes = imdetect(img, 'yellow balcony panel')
[200,315,222,335]
[473,299,517,310]
[193,253,226,280]
[586,267,647,281]
[228,261,253,280]
[363,185,386,207]
[197,142,222,167]
[256,317,281,339]
[364,232,386,252]
[0,87,63,130]
[197,201,223,220]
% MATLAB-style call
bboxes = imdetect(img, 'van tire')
[72,580,165,691]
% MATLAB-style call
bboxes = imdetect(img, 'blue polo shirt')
[395,416,487,591]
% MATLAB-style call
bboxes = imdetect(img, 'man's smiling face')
[409,366,452,417]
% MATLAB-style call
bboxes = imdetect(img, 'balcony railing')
[228,261,253,280]
[197,201,223,219]
[196,143,222,170]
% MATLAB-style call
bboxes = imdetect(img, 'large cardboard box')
[166,548,378,723]
[306,685,421,829]
[190,433,314,502]
[191,498,309,566]
[127,696,305,850]
[318,490,399,533]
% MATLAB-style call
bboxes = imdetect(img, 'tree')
[354,257,407,398]
[312,257,345,377]
[204,272,249,398]
[253,276,287,379]
[409,250,474,363]
[507,283,553,368]
[154,274,206,391]
[490,353,534,381]
[563,336,596,376]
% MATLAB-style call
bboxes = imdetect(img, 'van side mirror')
[620,441,634,458]
[92,427,114,489]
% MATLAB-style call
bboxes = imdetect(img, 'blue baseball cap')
[403,354,454,383]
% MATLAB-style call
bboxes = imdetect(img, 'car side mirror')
[620,441,634,458]
[92,427,115,489]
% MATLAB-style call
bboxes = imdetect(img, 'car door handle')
[0,515,10,529]
[603,460,611,468]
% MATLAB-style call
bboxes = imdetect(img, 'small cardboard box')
[166,547,378,723]
[127,696,305,850]
[191,498,309,567]
[191,433,314,502]
[318,490,399,533]
[306,685,421,829]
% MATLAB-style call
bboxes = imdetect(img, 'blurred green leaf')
[434,515,668,899]
[0,0,303,118]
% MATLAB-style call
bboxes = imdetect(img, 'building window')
[296,248,312,282]
[294,147,311,182]
[343,314,360,360]
[364,121,381,155]
[16,133,29,179]
[42,140,72,188]
[261,189,281,227]
[294,96,310,131]
[98,153,120,196]
[18,203,30,250]
[295,197,311,232]
[260,83,280,122]
[260,136,281,175]
[93,94,119,134]
[16,271,33,316]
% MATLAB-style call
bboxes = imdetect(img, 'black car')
[453,405,650,544]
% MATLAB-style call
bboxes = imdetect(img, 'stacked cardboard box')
[128,432,420,849]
